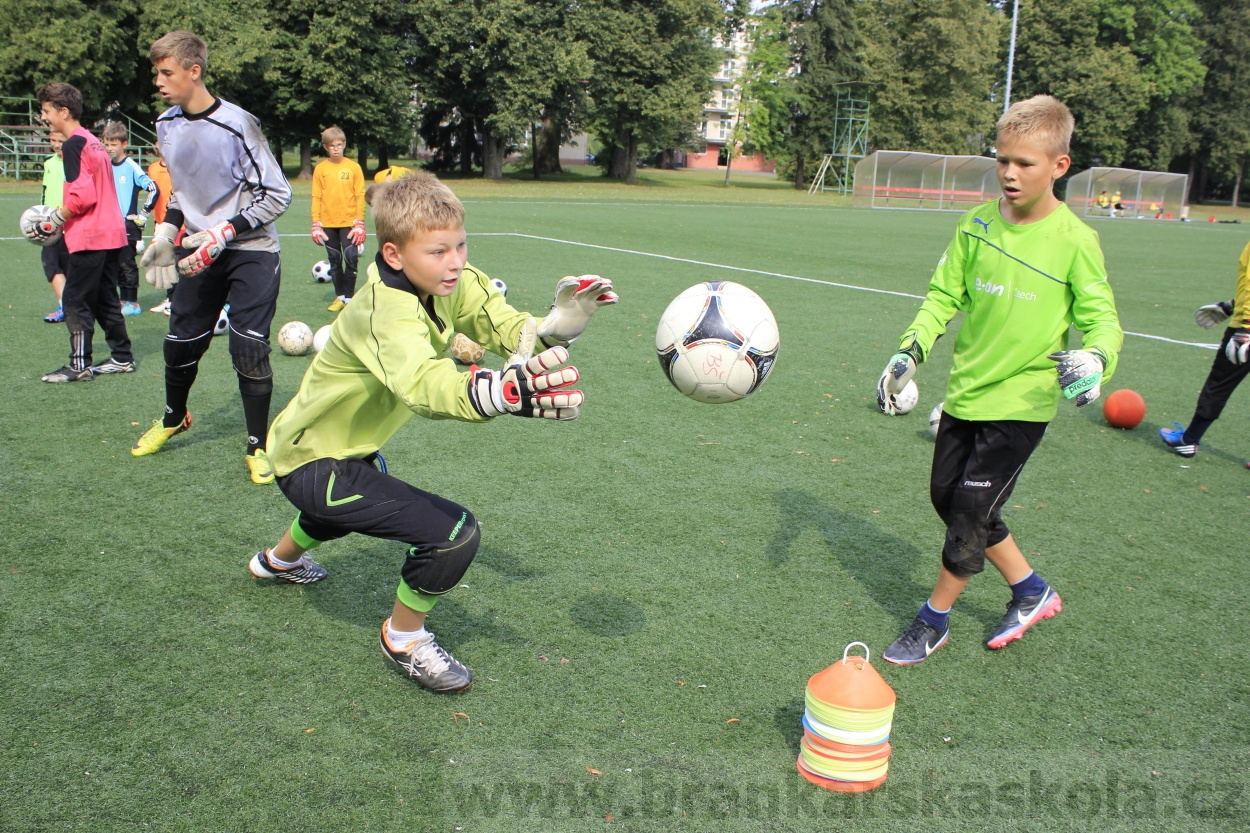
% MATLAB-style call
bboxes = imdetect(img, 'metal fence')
[0,96,157,181]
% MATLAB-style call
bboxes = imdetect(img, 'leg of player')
[44,250,102,383]
[983,535,1061,649]
[342,234,359,301]
[118,226,143,316]
[222,250,280,483]
[89,248,136,375]
[326,229,347,312]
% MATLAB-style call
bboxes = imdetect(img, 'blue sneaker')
[43,305,64,323]
[121,301,142,317]
[1159,422,1197,458]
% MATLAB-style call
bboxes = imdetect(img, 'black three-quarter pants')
[1193,327,1250,422]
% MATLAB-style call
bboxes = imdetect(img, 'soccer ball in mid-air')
[885,380,919,415]
[490,278,507,297]
[213,305,230,337]
[929,401,944,437]
[312,260,332,283]
[655,281,779,404]
[278,321,314,355]
[19,205,62,247]
[449,332,485,364]
[313,324,332,353]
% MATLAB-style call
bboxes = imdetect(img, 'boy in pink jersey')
[33,83,135,382]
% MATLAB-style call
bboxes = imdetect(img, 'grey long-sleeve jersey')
[156,98,291,253]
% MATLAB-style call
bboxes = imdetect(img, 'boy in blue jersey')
[249,173,617,693]
[102,122,159,316]
[874,95,1123,665]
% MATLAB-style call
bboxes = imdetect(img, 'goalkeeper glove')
[876,351,917,415]
[348,219,366,248]
[141,222,180,290]
[1195,300,1233,330]
[1225,330,1250,365]
[178,221,236,277]
[467,346,583,420]
[311,221,328,245]
[537,275,619,347]
[1048,349,1105,406]
[126,212,148,229]
[28,208,65,243]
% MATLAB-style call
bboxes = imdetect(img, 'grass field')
[2,172,1249,833]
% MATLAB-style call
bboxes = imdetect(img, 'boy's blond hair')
[372,173,463,247]
[996,95,1073,158]
[101,121,128,142]
[321,126,346,146]
[150,31,208,74]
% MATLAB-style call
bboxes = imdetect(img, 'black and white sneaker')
[248,549,327,584]
[89,357,136,375]
[42,365,92,383]
[380,620,473,693]
[883,615,950,665]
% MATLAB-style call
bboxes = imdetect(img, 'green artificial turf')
[1,180,1248,832]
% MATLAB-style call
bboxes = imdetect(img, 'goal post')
[1065,167,1189,220]
[852,151,999,211]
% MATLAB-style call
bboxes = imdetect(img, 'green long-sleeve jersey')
[268,256,531,477]
[900,200,1123,422]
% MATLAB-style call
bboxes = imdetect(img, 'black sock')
[164,364,198,427]
[1183,415,1215,445]
[239,377,272,455]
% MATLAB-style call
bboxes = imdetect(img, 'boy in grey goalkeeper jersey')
[132,30,292,486]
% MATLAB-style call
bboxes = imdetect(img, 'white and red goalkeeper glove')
[876,351,918,415]
[27,207,65,243]
[1225,330,1250,365]
[141,222,180,290]
[178,221,236,277]
[349,219,366,248]
[537,275,619,347]
[311,221,329,246]
[467,323,583,421]
[1195,301,1233,330]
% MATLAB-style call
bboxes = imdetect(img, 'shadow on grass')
[773,700,806,756]
[569,592,646,637]
[1079,408,1247,465]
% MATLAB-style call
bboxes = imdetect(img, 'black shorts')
[277,456,472,556]
[930,412,1047,577]
[41,237,69,281]
[1194,327,1250,421]
[169,248,280,341]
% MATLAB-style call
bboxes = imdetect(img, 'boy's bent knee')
[400,512,480,596]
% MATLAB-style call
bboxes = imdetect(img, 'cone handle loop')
[842,642,870,664]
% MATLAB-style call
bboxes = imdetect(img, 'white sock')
[266,549,303,570]
[386,620,428,647]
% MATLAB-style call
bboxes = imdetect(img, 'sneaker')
[245,449,275,485]
[89,357,136,375]
[380,620,473,693]
[248,548,327,584]
[882,615,949,665]
[43,306,64,323]
[987,586,1063,650]
[131,411,192,456]
[1159,422,1197,457]
[327,297,346,313]
[121,301,142,317]
[150,299,171,315]
[41,365,92,383]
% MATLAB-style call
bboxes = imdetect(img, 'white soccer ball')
[313,324,332,353]
[929,401,944,437]
[19,204,62,247]
[278,321,314,356]
[655,281,780,404]
[213,305,229,337]
[312,260,332,282]
[490,278,508,297]
[888,379,919,415]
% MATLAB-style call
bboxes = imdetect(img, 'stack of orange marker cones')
[797,642,896,792]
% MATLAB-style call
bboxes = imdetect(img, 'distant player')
[374,165,412,183]
[1160,243,1250,466]
[32,83,135,383]
[249,174,616,693]
[310,126,365,312]
[874,95,1123,665]
[101,121,159,317]
[40,129,69,323]
[146,140,175,315]
[132,30,292,485]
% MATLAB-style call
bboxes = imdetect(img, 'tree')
[1190,0,1250,203]
[856,0,1004,155]
[581,0,722,181]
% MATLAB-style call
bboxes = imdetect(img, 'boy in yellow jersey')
[875,95,1122,665]
[311,126,366,312]
[248,174,617,692]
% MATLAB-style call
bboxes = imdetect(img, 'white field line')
[471,232,1219,351]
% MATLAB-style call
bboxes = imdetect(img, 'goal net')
[1065,167,1189,220]
[852,151,998,211]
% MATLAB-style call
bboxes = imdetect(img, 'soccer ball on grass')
[278,321,314,356]
[655,281,779,404]
[312,260,332,283]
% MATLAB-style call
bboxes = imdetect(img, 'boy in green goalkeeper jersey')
[876,95,1123,665]
[247,173,618,692]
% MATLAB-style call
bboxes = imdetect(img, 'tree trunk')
[723,144,734,186]
[534,109,564,176]
[298,139,313,180]
[794,154,806,190]
[1185,156,1197,204]
[357,141,368,174]
[482,130,504,179]
[273,140,283,171]
[1196,161,1209,204]
[608,129,637,181]
[1233,159,1245,208]
[377,143,389,173]
[460,121,475,175]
